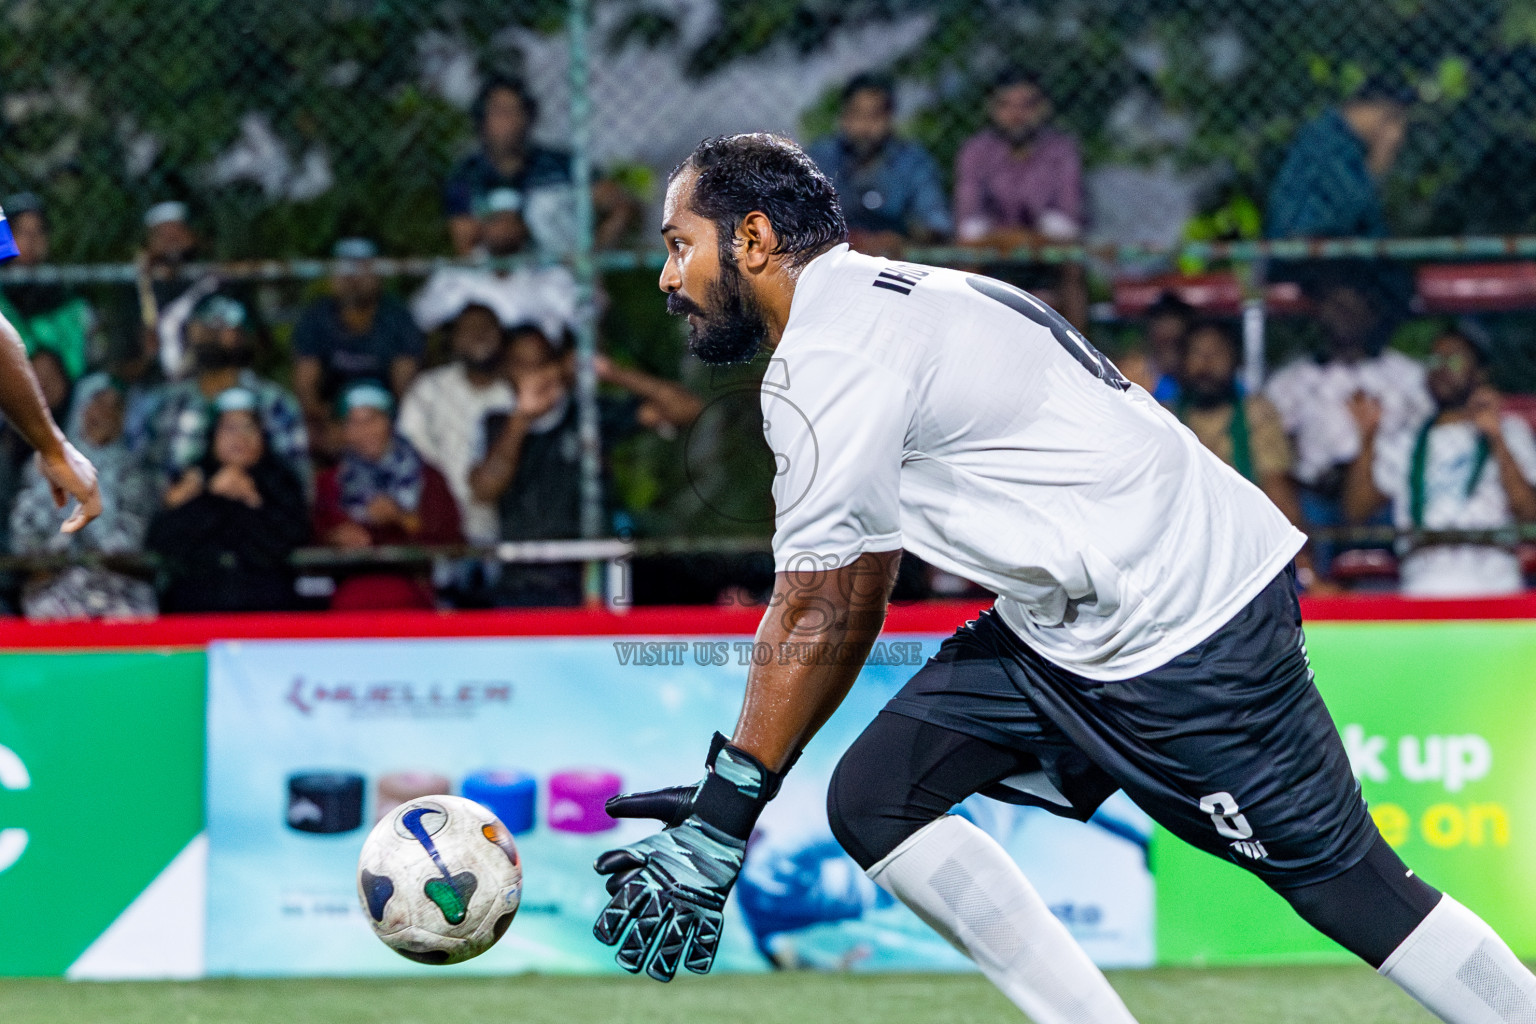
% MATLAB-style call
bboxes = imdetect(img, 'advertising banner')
[1155,621,1536,964]
[205,634,1154,976]
[0,651,206,977]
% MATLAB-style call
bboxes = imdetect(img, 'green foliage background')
[0,0,566,260]
[6,0,1536,260]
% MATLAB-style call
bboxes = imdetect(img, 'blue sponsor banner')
[205,635,1153,975]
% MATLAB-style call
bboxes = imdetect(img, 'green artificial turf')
[0,965,1436,1023]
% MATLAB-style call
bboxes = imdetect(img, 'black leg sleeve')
[827,710,1033,871]
[1273,832,1443,968]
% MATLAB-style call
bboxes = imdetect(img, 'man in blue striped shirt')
[0,201,101,530]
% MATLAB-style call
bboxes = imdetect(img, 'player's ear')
[737,211,776,272]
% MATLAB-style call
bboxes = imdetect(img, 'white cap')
[143,201,190,229]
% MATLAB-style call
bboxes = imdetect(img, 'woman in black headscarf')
[146,387,310,612]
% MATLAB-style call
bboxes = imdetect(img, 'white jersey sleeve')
[765,347,912,572]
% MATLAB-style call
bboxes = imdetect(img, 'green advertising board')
[0,651,205,975]
[1155,621,1536,964]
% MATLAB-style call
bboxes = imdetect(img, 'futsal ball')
[356,795,523,964]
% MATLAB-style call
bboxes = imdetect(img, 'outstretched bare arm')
[0,311,100,531]
[730,549,903,772]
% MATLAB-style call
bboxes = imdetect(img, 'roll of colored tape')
[286,772,364,834]
[375,771,451,823]
[462,770,538,835]
[547,770,623,834]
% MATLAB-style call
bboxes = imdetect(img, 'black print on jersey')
[872,263,932,296]
[966,276,1130,391]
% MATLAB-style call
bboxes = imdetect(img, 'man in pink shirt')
[954,69,1084,245]
[953,69,1087,326]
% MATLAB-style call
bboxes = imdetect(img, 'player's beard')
[668,256,767,366]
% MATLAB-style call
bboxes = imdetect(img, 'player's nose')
[659,256,681,294]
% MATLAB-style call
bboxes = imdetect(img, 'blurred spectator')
[1264,302,1432,558]
[147,388,310,612]
[441,75,634,255]
[132,201,223,382]
[397,304,515,544]
[1139,292,1196,403]
[1344,330,1536,597]
[292,238,425,448]
[1174,320,1317,581]
[807,73,951,253]
[954,69,1087,327]
[412,187,578,342]
[1265,79,1417,370]
[1345,330,1536,601]
[143,294,311,491]
[29,349,72,428]
[469,325,703,606]
[1110,346,1157,395]
[954,69,1083,245]
[0,193,96,380]
[1266,77,1414,240]
[313,380,462,610]
[10,375,157,620]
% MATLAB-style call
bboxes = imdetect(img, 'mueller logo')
[286,677,513,717]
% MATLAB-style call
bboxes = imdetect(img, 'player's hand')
[37,441,101,533]
[593,734,779,982]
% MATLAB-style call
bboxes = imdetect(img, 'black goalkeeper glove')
[592,733,788,981]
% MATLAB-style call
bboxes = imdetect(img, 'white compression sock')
[1379,894,1536,1023]
[867,814,1140,1024]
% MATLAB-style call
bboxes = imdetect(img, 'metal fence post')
[1242,297,1267,395]
[568,0,605,606]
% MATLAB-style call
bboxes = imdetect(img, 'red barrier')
[0,594,1532,651]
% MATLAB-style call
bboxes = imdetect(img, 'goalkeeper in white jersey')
[589,134,1534,1024]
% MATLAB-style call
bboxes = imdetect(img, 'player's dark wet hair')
[842,73,896,113]
[671,134,848,270]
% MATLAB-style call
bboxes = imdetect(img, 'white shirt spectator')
[411,264,578,343]
[396,363,514,544]
[1266,350,1434,488]
[1373,415,1536,597]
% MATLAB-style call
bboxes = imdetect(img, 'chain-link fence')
[6,0,1536,598]
[0,0,581,260]
[7,1,1536,258]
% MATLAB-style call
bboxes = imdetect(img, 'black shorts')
[883,566,1379,887]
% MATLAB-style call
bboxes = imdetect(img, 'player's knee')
[827,752,879,871]
[827,748,923,872]
[1273,833,1442,969]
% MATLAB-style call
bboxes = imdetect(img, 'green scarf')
[1408,416,1491,528]
[1179,396,1253,482]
